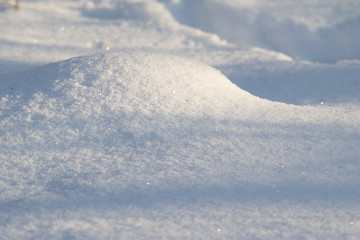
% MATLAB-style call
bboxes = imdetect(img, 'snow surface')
[1,0,360,239]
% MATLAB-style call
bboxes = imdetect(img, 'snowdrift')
[0,51,264,158]
[1,0,360,238]
[1,51,359,200]
[167,0,360,63]
[1,51,257,118]
[2,51,270,202]
[1,11,360,237]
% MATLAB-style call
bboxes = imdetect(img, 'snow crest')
[1,51,255,119]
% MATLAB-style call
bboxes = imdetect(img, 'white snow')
[1,0,360,239]
[166,0,360,63]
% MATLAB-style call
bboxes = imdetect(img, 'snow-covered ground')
[1,0,360,239]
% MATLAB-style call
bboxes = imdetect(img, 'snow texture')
[1,0,360,239]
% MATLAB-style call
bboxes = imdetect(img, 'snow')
[167,0,360,62]
[1,0,360,239]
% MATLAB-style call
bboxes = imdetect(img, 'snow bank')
[1,51,359,199]
[166,0,360,63]
[0,51,258,120]
[0,0,230,71]
[1,51,264,201]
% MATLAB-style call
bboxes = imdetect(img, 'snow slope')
[1,0,360,239]
[166,0,360,63]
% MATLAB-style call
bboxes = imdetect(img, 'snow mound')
[1,51,360,240]
[1,51,255,119]
[1,51,260,160]
[1,51,264,200]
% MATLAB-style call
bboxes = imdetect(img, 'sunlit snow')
[1,0,360,239]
